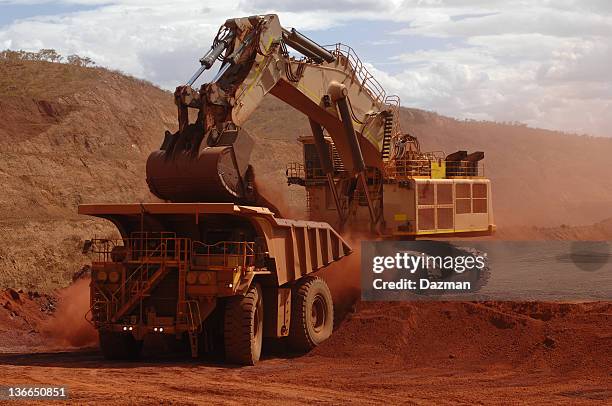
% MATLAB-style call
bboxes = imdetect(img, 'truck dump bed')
[78,203,351,285]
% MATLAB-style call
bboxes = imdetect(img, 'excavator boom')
[146,14,494,236]
[147,15,389,210]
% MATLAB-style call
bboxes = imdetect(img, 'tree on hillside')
[66,54,95,67]
[37,48,63,63]
[0,48,95,67]
[0,49,35,61]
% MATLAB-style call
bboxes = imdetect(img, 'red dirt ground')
[1,296,609,404]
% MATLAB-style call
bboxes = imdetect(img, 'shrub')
[0,48,95,67]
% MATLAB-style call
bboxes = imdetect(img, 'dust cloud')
[319,233,375,325]
[41,278,97,348]
[254,175,301,219]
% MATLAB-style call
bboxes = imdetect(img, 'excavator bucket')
[146,125,254,203]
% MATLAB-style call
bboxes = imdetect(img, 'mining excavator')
[79,14,495,365]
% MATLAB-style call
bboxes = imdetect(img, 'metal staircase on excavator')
[382,115,393,161]
[382,95,402,161]
[331,142,345,173]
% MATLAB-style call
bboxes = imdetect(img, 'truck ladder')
[182,300,202,358]
[111,262,173,323]
[110,240,188,323]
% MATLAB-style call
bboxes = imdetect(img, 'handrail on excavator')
[323,43,388,104]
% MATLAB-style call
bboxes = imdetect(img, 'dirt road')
[0,348,609,405]
[1,301,610,405]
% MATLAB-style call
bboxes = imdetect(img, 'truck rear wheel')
[99,331,143,360]
[224,283,263,365]
[289,276,333,352]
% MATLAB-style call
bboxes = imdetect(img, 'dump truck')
[80,14,494,365]
[80,203,349,365]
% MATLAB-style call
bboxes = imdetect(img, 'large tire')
[99,331,143,360]
[289,276,334,352]
[224,283,263,365]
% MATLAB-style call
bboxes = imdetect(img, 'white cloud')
[0,0,610,136]
[380,11,612,136]
[0,1,246,87]
[239,0,385,13]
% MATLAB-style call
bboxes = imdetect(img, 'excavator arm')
[146,14,401,230]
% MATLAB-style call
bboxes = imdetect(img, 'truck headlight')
[96,270,108,282]
[186,272,198,285]
[108,270,120,283]
[198,272,212,285]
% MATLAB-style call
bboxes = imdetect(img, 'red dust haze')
[41,278,97,348]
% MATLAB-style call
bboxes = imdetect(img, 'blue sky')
[0,2,98,26]
[1,1,611,137]
[302,19,468,75]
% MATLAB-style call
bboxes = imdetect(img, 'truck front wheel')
[224,283,263,365]
[289,276,334,352]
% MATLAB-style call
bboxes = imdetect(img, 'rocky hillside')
[0,60,176,290]
[1,59,611,290]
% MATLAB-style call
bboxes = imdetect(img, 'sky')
[1,0,611,137]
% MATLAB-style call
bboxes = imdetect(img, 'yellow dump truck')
[80,203,350,365]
